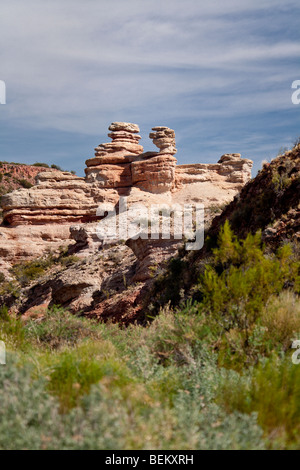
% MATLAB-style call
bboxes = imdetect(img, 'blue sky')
[0,0,299,176]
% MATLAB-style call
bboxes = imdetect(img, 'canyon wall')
[0,122,253,268]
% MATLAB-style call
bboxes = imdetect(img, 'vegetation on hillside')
[0,144,299,450]
[0,162,76,202]
[0,222,299,450]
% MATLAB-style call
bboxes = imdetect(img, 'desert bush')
[261,291,300,351]
[172,393,264,450]
[17,178,33,189]
[59,255,80,267]
[0,307,25,349]
[47,340,132,412]
[11,259,50,286]
[0,356,61,450]
[33,162,49,168]
[51,164,62,170]
[0,279,20,298]
[135,307,213,368]
[0,356,124,450]
[24,306,100,349]
[200,222,299,335]
[218,355,300,449]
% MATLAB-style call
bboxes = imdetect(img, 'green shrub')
[200,222,299,335]
[11,260,49,286]
[0,309,26,351]
[0,356,123,450]
[51,164,62,171]
[261,291,300,351]
[24,306,100,349]
[218,356,300,449]
[0,280,20,298]
[32,163,49,168]
[17,179,33,189]
[47,340,131,412]
[60,255,80,267]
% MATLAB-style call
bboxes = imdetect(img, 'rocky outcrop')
[131,127,177,193]
[1,171,97,226]
[175,153,253,189]
[209,144,300,246]
[0,121,253,272]
[11,244,137,318]
[0,163,55,196]
[0,224,72,267]
[149,126,177,155]
[126,236,182,282]
[85,122,143,188]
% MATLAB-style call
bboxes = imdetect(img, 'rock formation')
[0,121,256,323]
[85,122,143,188]
[131,127,177,193]
[0,121,253,272]
[175,154,252,188]
[2,171,96,226]
[0,163,55,195]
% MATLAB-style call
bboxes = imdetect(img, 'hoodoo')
[0,121,253,267]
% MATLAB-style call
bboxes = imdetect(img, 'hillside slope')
[0,162,59,197]
[146,143,300,314]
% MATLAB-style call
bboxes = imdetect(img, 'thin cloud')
[0,0,299,174]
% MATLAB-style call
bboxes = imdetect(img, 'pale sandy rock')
[131,154,177,193]
[0,224,73,266]
[93,141,143,156]
[126,236,182,282]
[149,126,177,155]
[175,154,253,189]
[0,122,253,269]
[85,163,132,188]
[108,131,141,142]
[108,122,140,133]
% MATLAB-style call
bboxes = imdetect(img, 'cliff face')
[0,162,55,196]
[1,122,252,227]
[208,144,300,246]
[0,121,252,271]
[0,121,254,321]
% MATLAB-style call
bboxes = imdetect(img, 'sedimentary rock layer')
[0,121,253,266]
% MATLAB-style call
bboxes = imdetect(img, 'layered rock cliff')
[0,121,254,321]
[0,121,252,270]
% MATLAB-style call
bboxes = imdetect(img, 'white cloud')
[0,0,299,171]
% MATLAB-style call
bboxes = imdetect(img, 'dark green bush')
[10,257,54,286]
[17,179,33,189]
[24,306,100,349]
[200,221,299,334]
[51,164,62,171]
[32,163,49,168]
